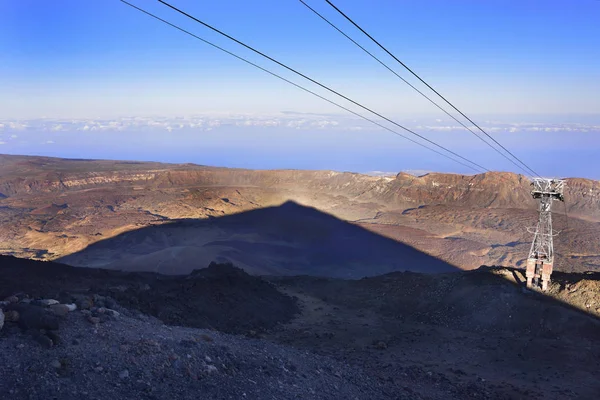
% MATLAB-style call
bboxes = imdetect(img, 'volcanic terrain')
[1,154,599,275]
[1,255,599,399]
[1,154,600,399]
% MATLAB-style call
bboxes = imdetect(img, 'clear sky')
[1,0,599,177]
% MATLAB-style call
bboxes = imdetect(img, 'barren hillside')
[1,154,599,274]
[1,256,599,399]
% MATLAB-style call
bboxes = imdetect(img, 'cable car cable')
[119,0,483,172]
[156,0,491,173]
[298,0,534,177]
[324,0,541,178]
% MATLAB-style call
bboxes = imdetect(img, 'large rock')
[14,305,60,331]
[36,299,59,307]
[50,304,73,317]
[0,309,4,331]
[96,307,120,318]
[72,295,93,310]
[4,310,19,322]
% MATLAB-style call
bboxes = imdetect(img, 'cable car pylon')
[526,178,565,291]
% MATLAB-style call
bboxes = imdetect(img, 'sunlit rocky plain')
[1,153,599,275]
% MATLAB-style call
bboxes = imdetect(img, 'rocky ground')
[2,255,600,399]
[0,303,397,400]
[0,257,389,400]
[268,268,600,400]
[0,256,299,335]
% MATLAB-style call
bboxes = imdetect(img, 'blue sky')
[1,0,599,177]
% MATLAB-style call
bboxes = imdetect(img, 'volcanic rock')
[15,305,60,331]
[50,304,73,317]
[4,310,19,322]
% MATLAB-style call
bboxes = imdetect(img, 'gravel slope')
[0,310,400,400]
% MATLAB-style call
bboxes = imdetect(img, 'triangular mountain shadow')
[58,201,458,278]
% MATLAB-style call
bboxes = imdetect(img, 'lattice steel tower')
[526,178,565,291]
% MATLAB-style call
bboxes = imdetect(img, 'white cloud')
[0,115,598,136]
[46,140,55,144]
[7,122,27,130]
[0,141,5,145]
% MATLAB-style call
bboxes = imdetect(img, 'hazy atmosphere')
[2,0,599,177]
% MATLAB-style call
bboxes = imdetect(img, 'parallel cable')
[156,0,490,173]
[298,0,533,177]
[324,0,540,178]
[119,0,482,172]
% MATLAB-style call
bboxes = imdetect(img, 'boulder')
[96,307,120,318]
[50,304,71,317]
[374,341,388,350]
[33,332,53,349]
[204,364,218,374]
[93,294,106,308]
[104,297,117,310]
[16,305,60,331]
[34,299,59,307]
[4,310,19,322]
[65,304,77,312]
[46,330,61,345]
[73,295,93,310]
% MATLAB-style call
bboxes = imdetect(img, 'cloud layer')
[1,113,599,135]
